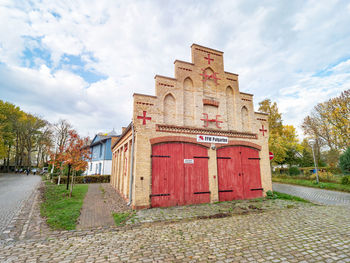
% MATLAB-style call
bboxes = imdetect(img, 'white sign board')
[184,159,194,164]
[197,135,228,144]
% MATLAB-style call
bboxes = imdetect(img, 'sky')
[1,0,350,138]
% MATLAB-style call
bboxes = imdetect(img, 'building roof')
[90,129,120,147]
[111,122,132,149]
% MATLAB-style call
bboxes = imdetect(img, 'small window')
[90,163,92,171]
[99,144,103,157]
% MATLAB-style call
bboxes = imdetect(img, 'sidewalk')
[273,182,350,207]
[77,183,130,229]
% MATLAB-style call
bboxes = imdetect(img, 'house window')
[90,163,92,171]
[99,144,103,157]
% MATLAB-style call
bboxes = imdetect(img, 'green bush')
[266,190,277,199]
[289,166,300,176]
[53,175,110,184]
[340,147,350,175]
[341,176,350,185]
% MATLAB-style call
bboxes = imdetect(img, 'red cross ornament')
[259,125,267,136]
[200,68,211,82]
[200,113,223,128]
[204,54,214,65]
[210,72,220,85]
[137,111,151,125]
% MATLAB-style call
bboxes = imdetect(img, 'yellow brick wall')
[111,44,272,209]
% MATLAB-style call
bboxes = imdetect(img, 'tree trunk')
[69,170,75,197]
[27,142,32,171]
[58,166,62,185]
[6,144,11,173]
[15,132,19,171]
[66,164,71,190]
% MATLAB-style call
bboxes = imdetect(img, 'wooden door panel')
[217,146,243,201]
[184,144,210,205]
[151,143,210,207]
[151,144,171,207]
[241,147,263,199]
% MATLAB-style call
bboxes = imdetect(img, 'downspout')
[127,123,135,206]
[103,140,107,175]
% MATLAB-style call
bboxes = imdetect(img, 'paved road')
[1,205,350,262]
[0,174,41,233]
[273,182,350,206]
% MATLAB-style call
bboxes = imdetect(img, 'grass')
[112,212,134,226]
[40,183,88,230]
[273,177,350,193]
[273,191,310,203]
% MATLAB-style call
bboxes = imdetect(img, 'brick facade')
[111,44,272,209]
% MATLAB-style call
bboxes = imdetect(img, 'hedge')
[53,175,110,184]
[274,166,342,176]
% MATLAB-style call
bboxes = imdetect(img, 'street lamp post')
[309,139,319,184]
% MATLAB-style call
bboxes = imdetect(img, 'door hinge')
[218,189,233,192]
[217,157,231,159]
[194,191,211,194]
[151,155,170,158]
[150,193,170,197]
[193,156,210,159]
[248,158,261,160]
[250,188,263,191]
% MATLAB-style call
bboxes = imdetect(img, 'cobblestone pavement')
[0,174,41,238]
[77,184,130,229]
[1,205,350,262]
[273,182,350,206]
[127,198,311,225]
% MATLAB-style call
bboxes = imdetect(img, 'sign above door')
[197,135,228,144]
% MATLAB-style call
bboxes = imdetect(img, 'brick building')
[111,44,272,209]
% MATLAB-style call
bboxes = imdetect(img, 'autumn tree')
[258,99,301,166]
[0,100,52,172]
[340,147,350,174]
[61,129,90,196]
[302,89,350,151]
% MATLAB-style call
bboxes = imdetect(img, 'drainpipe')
[127,123,135,206]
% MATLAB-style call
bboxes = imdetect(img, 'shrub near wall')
[53,175,110,184]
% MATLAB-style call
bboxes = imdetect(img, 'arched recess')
[203,67,216,98]
[183,77,194,126]
[164,93,176,124]
[226,86,234,129]
[241,106,249,131]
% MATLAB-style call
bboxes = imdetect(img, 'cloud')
[0,0,350,138]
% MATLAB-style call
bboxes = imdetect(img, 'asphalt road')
[0,173,41,233]
[273,182,350,207]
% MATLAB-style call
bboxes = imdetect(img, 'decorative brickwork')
[150,136,210,148]
[203,99,219,107]
[156,124,258,139]
[111,44,272,209]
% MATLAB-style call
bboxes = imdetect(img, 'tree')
[339,147,350,174]
[302,89,350,151]
[258,99,283,134]
[61,130,90,196]
[298,139,314,167]
[21,114,46,170]
[54,119,72,152]
[258,100,302,166]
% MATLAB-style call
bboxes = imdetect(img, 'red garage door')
[217,146,263,201]
[151,143,210,207]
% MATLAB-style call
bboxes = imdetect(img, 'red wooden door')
[241,147,263,199]
[151,143,183,207]
[151,143,209,207]
[184,144,210,205]
[217,146,243,201]
[217,146,262,201]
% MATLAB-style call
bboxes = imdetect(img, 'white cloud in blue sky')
[0,0,350,137]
